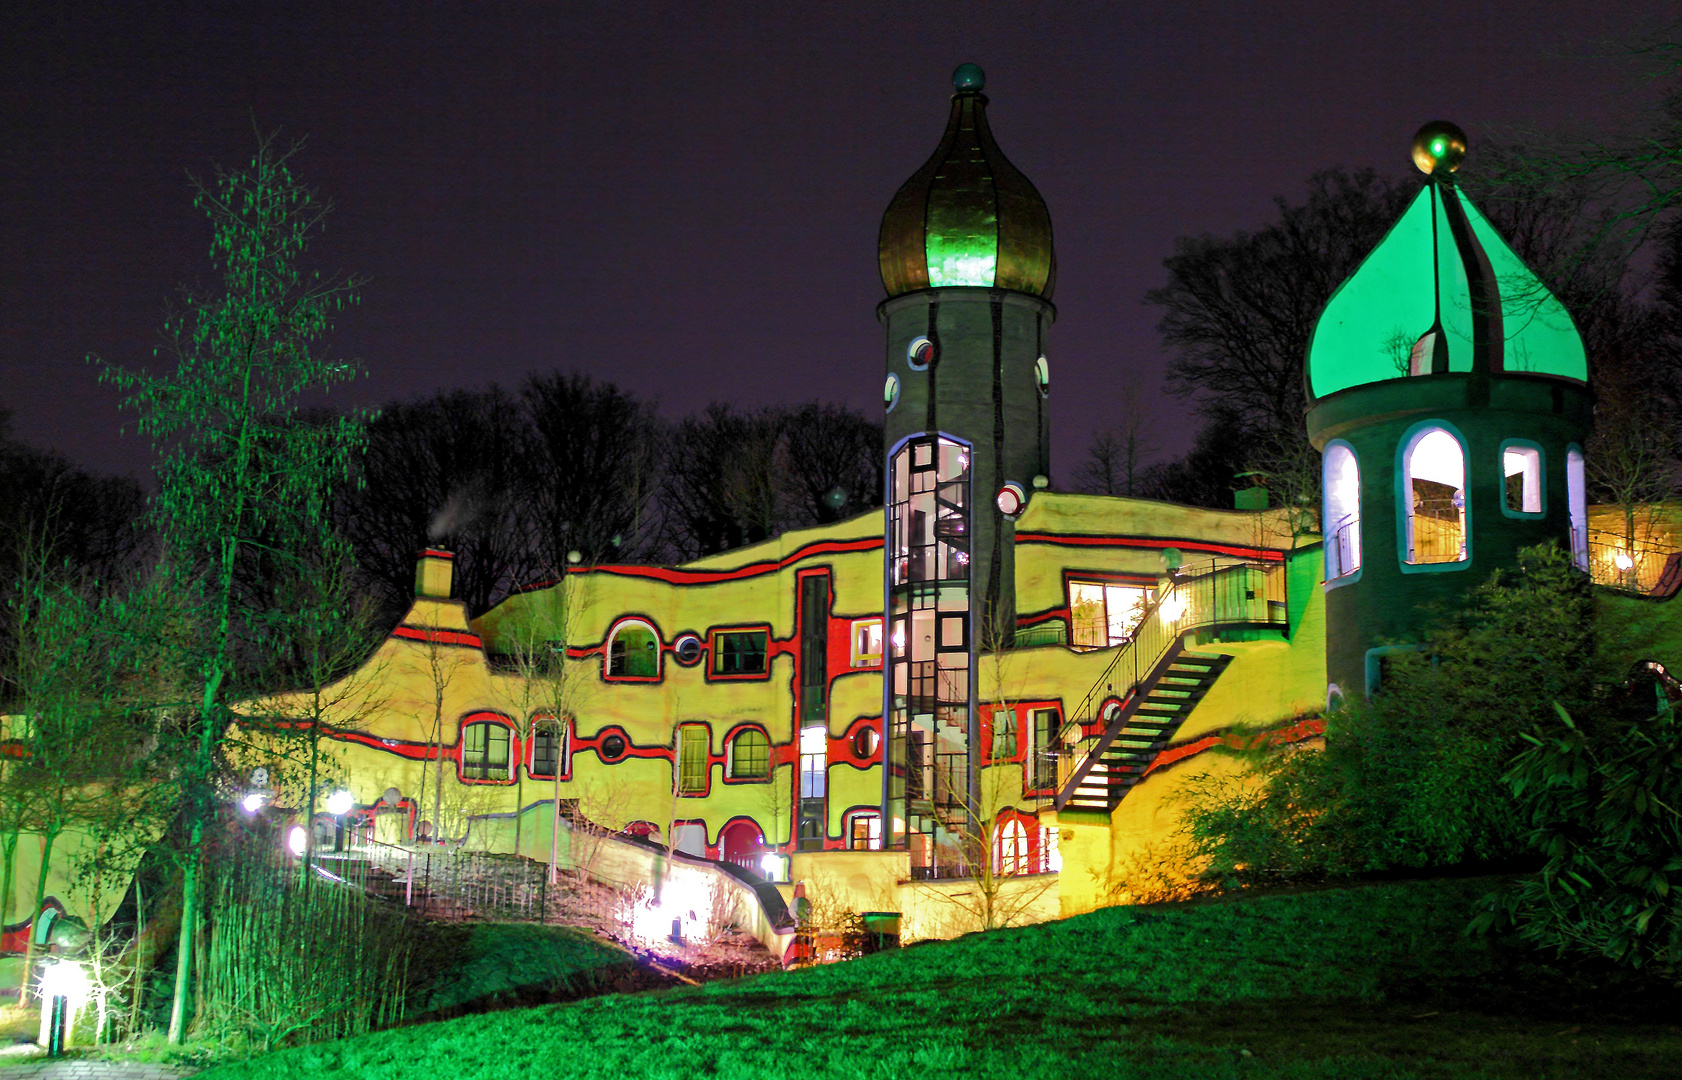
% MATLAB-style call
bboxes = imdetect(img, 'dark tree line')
[338,383,882,622]
[0,408,148,709]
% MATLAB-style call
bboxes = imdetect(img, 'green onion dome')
[1305,121,1587,402]
[878,63,1055,298]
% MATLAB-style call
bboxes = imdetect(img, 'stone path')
[0,1056,195,1079]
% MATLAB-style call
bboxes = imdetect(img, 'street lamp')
[38,960,87,1056]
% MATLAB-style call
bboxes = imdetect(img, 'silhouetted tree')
[781,401,882,525]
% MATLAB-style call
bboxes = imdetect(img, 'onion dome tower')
[1306,121,1592,702]
[877,63,1055,864]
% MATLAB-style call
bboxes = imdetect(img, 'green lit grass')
[195,879,1682,1080]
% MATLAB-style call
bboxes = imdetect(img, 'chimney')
[415,549,454,599]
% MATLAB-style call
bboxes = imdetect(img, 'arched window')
[1568,446,1588,571]
[994,817,1029,876]
[605,620,659,679]
[1323,442,1361,581]
[460,718,511,782]
[1402,427,1467,566]
[728,728,770,779]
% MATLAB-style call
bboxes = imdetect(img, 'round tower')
[877,63,1055,863]
[1306,122,1592,702]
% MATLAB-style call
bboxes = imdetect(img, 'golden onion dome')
[878,63,1055,298]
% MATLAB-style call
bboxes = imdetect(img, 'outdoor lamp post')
[38,960,87,1056]
[325,789,354,852]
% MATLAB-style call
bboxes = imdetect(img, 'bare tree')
[1073,381,1159,497]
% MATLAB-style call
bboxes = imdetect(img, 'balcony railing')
[1050,559,1288,795]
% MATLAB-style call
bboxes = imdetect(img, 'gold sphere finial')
[1412,120,1468,175]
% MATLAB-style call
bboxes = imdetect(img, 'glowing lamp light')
[1159,592,1188,623]
[286,826,308,857]
[891,626,905,649]
[241,792,266,814]
[760,853,789,881]
[1615,552,1636,571]
[39,960,88,1004]
[324,790,355,816]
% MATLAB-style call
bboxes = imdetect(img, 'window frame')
[850,617,884,669]
[798,724,827,799]
[708,625,771,681]
[1499,439,1546,519]
[1397,421,1472,573]
[725,725,772,782]
[528,716,567,780]
[1567,444,1588,571]
[603,618,663,681]
[846,809,881,851]
[459,715,514,784]
[1028,705,1062,794]
[1064,573,1153,650]
[676,723,711,797]
[1322,439,1362,587]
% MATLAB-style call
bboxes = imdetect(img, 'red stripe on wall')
[1017,533,1285,562]
[393,626,483,648]
[1143,715,1327,776]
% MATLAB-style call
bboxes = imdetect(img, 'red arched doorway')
[720,819,764,872]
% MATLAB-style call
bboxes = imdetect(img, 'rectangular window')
[800,575,829,725]
[849,812,881,851]
[989,707,1018,761]
[1068,581,1149,649]
[799,724,826,799]
[1032,708,1060,790]
[530,723,563,779]
[462,722,510,781]
[850,618,883,668]
[712,630,769,677]
[1503,444,1542,515]
[678,724,709,795]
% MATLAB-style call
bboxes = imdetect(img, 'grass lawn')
[187,878,1682,1079]
[409,923,641,1018]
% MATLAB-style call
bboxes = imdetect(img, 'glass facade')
[884,435,972,874]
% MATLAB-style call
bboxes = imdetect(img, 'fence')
[343,833,551,922]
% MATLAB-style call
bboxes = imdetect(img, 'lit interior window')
[1323,443,1361,580]
[850,618,883,668]
[799,725,826,798]
[1503,445,1542,515]
[1404,427,1466,565]
[729,729,770,779]
[1068,581,1148,649]
[1567,447,1587,571]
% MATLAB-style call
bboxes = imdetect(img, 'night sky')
[3,2,1673,486]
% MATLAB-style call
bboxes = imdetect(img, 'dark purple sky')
[2,1,1673,484]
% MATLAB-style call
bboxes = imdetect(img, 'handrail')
[1052,559,1287,787]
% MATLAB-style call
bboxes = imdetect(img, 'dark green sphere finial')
[952,63,985,92]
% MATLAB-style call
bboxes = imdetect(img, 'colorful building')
[7,72,1671,959]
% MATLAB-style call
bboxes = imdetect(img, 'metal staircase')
[1052,559,1287,815]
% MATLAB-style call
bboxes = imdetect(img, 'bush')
[1488,690,1682,969]
[1187,544,1597,884]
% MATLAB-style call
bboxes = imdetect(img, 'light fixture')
[1159,592,1188,623]
[324,790,354,816]
[1615,552,1635,571]
[286,826,308,857]
[241,792,265,814]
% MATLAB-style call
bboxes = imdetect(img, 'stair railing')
[1051,558,1288,795]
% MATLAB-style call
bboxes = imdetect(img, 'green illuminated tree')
[97,130,366,1042]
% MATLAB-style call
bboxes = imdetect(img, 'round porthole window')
[907,336,936,371]
[599,734,627,762]
[852,726,879,759]
[884,373,900,412]
[1034,355,1050,397]
[673,634,703,666]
